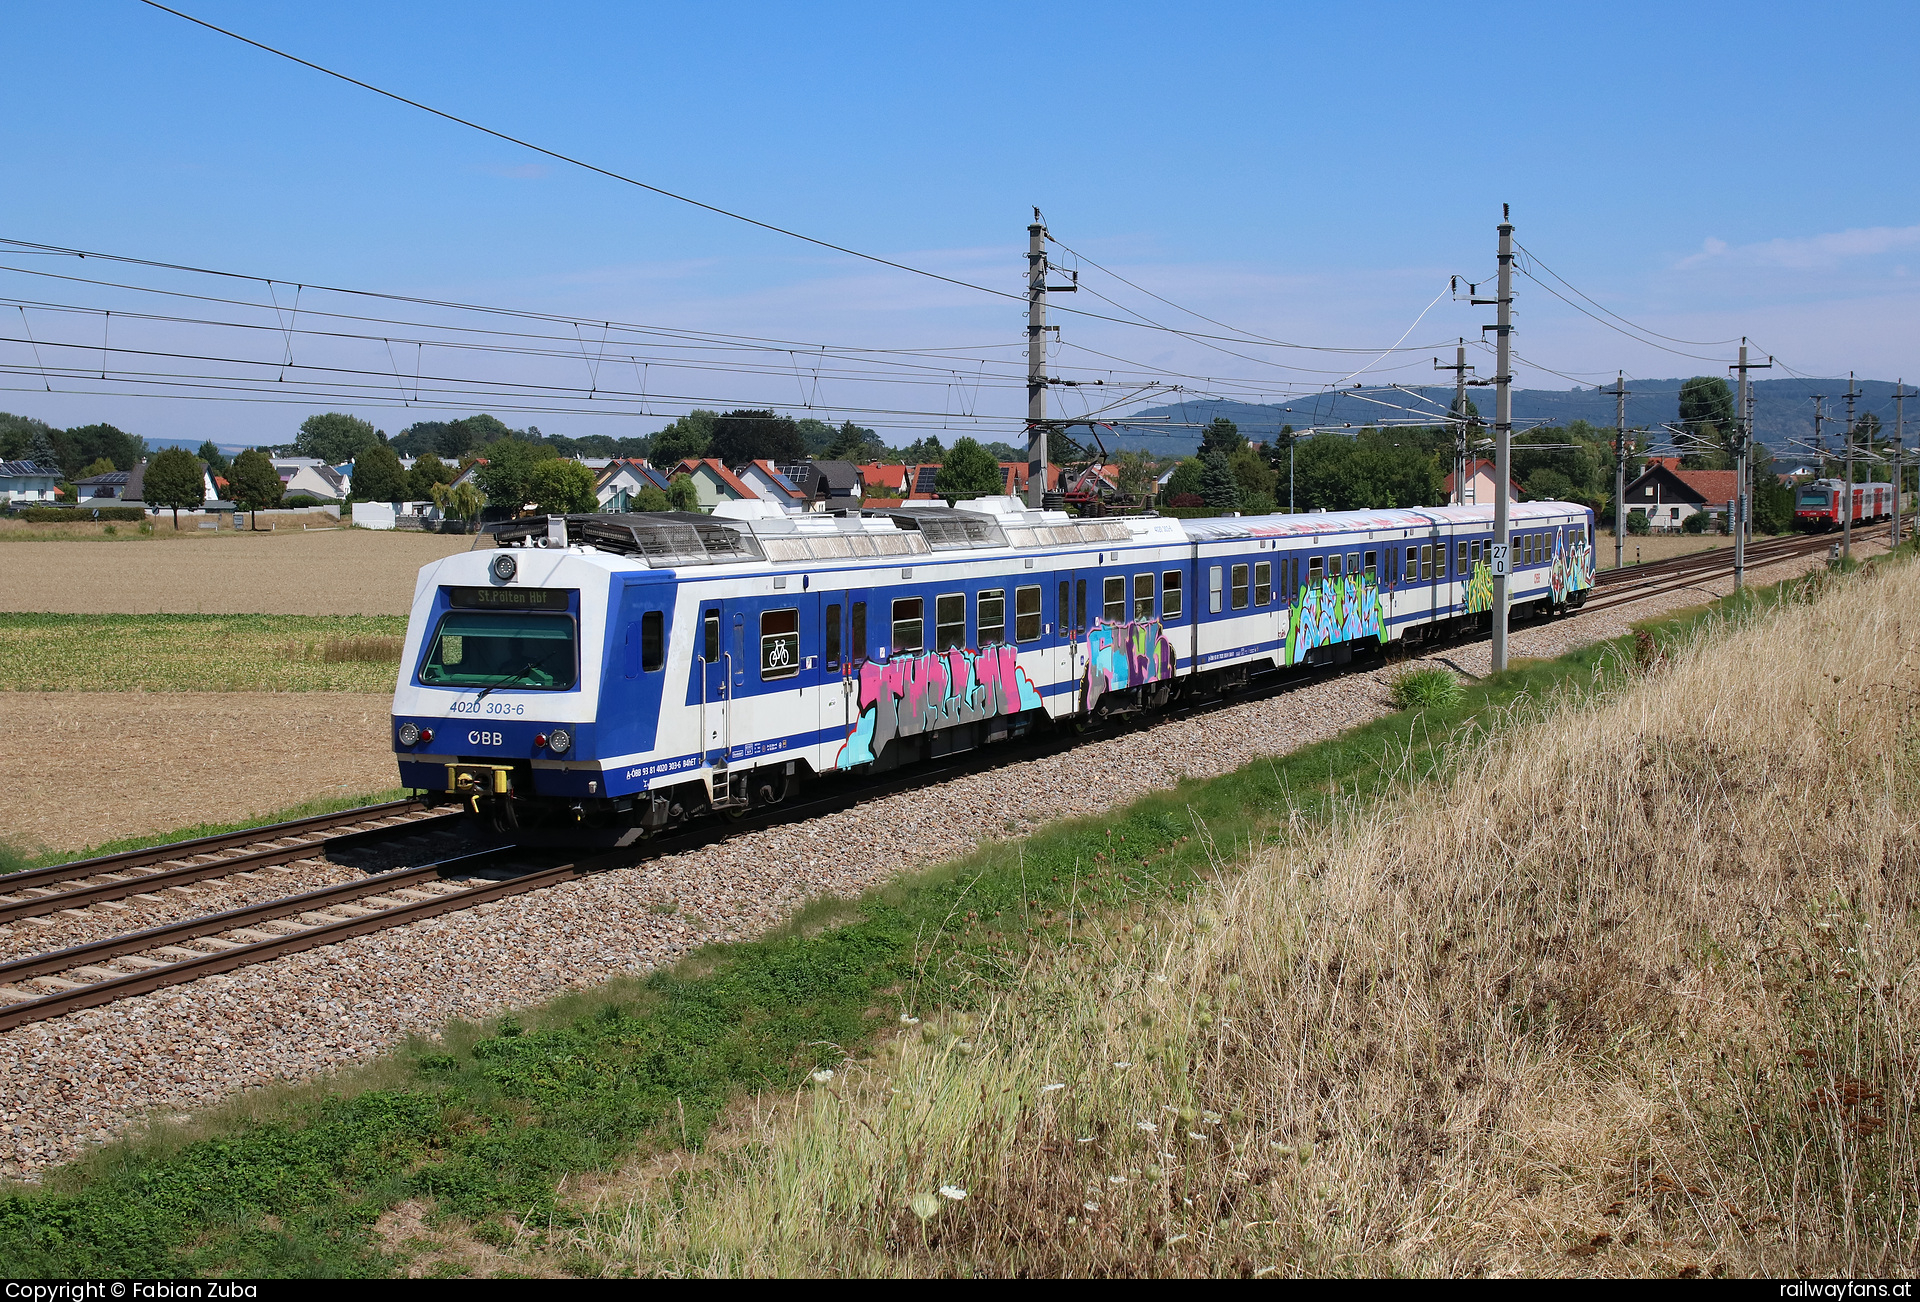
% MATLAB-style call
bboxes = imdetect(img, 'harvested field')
[0,529,475,615]
[1594,529,1765,570]
[0,614,406,693]
[0,691,397,857]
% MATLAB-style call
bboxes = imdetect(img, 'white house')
[73,470,132,503]
[271,457,349,499]
[738,460,810,512]
[0,461,60,506]
[593,459,672,511]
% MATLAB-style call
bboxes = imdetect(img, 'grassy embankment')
[0,613,404,693]
[0,554,1909,1277]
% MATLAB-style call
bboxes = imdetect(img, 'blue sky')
[7,0,1920,449]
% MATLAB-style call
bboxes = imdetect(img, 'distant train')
[1796,478,1894,530]
[389,496,1597,833]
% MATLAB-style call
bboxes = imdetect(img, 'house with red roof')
[672,458,761,512]
[1622,462,1739,531]
[1443,458,1525,507]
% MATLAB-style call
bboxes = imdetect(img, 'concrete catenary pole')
[1844,372,1857,561]
[1895,380,1906,548]
[1612,371,1629,571]
[1435,340,1471,504]
[1025,211,1048,509]
[1491,209,1514,672]
[1734,342,1749,591]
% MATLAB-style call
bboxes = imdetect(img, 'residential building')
[738,461,810,512]
[671,458,760,511]
[1620,463,1739,531]
[120,458,225,513]
[592,459,673,511]
[272,457,350,499]
[1443,458,1525,507]
[73,470,132,503]
[0,461,60,506]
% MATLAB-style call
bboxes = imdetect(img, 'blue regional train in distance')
[390,494,1597,833]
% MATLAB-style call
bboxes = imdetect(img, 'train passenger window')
[1057,581,1069,635]
[1208,565,1224,614]
[1346,552,1361,579]
[703,610,720,664]
[935,593,966,652]
[1076,579,1087,631]
[1433,545,1445,580]
[642,610,664,673]
[1420,545,1433,580]
[824,603,842,668]
[1328,552,1342,579]
[1470,540,1480,566]
[978,589,1006,645]
[1162,571,1183,620]
[760,609,800,680]
[1134,572,1155,620]
[1364,551,1377,580]
[891,597,923,655]
[850,601,867,662]
[1103,576,1126,624]
[1456,541,1467,574]
[1015,586,1042,642]
[1254,560,1271,605]
[1309,556,1323,585]
[1231,563,1250,610]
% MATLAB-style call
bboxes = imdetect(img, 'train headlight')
[547,727,573,755]
[398,722,421,746]
[491,553,517,582]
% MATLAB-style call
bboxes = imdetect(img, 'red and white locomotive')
[1795,478,1893,530]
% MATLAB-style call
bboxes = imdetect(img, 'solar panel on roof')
[912,466,939,495]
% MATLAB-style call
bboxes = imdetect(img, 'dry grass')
[281,634,405,664]
[551,555,1920,1278]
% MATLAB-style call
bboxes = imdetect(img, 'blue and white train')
[390,495,1597,831]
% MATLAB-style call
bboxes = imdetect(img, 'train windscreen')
[1798,488,1830,507]
[419,612,577,690]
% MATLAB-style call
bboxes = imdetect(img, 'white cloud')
[1676,223,1920,270]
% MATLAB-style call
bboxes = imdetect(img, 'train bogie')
[390,497,1597,833]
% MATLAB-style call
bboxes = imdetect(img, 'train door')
[697,602,728,769]
[821,586,869,760]
[1051,567,1088,715]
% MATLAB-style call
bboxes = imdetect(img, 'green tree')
[1678,377,1737,469]
[795,418,836,457]
[887,435,946,465]
[1199,450,1241,509]
[649,411,716,467]
[1114,450,1154,500]
[666,475,701,512]
[229,449,283,525]
[432,480,484,527]
[63,424,144,476]
[77,457,117,480]
[474,439,557,514]
[1200,417,1245,460]
[633,484,671,512]
[1753,477,1794,534]
[27,424,62,472]
[529,459,598,514]
[826,420,885,461]
[407,452,457,501]
[1163,457,1204,501]
[1228,445,1277,511]
[935,437,1003,498]
[195,441,229,479]
[142,448,206,527]
[351,444,408,503]
[709,409,805,466]
[296,412,383,464]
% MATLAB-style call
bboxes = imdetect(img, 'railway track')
[1583,525,1883,615]
[0,526,1882,1033]
[0,800,457,927]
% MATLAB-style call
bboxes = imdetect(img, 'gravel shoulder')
[0,541,1872,1180]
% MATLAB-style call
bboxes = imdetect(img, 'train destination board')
[448,586,571,610]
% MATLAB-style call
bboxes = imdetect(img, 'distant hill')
[1109,378,1910,462]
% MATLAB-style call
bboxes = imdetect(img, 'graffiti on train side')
[1466,560,1495,614]
[1084,618,1177,711]
[835,644,1046,769]
[1550,531,1596,602]
[1285,574,1386,666]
